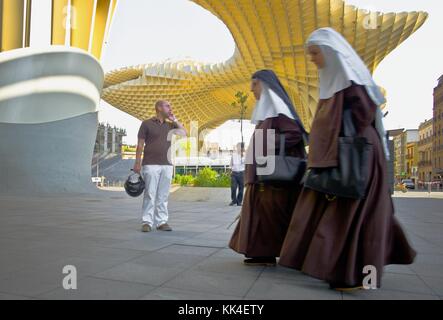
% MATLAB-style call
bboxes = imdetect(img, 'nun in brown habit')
[279,28,416,290]
[229,69,308,266]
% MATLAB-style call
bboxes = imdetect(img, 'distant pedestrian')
[229,143,245,206]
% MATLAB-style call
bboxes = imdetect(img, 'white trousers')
[141,165,173,227]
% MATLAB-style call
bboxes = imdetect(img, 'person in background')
[229,142,245,206]
[229,69,308,266]
[133,100,187,233]
[279,28,416,290]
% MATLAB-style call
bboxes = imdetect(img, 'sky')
[85,0,443,145]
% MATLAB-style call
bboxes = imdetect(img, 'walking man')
[229,142,245,206]
[133,100,187,232]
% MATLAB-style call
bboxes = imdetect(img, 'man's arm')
[133,138,145,174]
[229,154,234,174]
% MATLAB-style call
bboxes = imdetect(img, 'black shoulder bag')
[256,134,307,184]
[303,108,372,199]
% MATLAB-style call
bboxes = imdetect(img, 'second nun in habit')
[229,69,308,266]
[279,28,416,290]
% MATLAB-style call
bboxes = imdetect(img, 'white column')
[111,127,116,153]
[103,125,108,152]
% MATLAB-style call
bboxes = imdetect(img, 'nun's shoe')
[243,257,276,266]
[329,282,363,292]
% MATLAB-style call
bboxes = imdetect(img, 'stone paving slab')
[0,187,442,300]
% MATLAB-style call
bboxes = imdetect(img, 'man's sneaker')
[237,202,242,206]
[229,201,237,206]
[157,223,172,231]
[141,224,152,232]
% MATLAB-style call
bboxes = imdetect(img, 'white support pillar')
[111,127,116,153]
[103,125,108,152]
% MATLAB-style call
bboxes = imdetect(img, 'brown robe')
[229,114,305,257]
[279,85,416,287]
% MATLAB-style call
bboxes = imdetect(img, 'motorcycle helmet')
[124,170,145,197]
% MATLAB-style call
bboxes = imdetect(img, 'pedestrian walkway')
[393,190,443,199]
[0,187,442,300]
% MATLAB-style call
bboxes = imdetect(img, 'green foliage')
[122,145,136,152]
[215,172,232,188]
[231,91,249,114]
[180,175,196,186]
[173,173,195,186]
[173,168,231,188]
[194,167,218,187]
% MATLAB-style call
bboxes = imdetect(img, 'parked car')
[401,179,415,190]
[395,182,408,193]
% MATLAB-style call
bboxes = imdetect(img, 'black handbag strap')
[342,108,357,137]
[279,134,286,156]
[278,131,308,158]
[278,133,307,157]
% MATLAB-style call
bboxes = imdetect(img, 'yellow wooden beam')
[51,0,68,45]
[70,0,95,51]
[24,0,32,47]
[1,0,24,51]
[0,0,3,51]
[91,0,110,59]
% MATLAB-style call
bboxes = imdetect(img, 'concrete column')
[111,127,116,153]
[104,125,108,152]
[0,47,104,195]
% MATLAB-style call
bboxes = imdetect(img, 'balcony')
[418,138,433,145]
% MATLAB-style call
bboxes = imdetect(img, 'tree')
[231,91,249,153]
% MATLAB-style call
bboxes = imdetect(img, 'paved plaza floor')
[0,187,442,300]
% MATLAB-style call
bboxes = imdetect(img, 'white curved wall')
[0,47,104,194]
[0,46,103,123]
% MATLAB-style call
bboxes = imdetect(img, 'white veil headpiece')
[250,82,296,125]
[307,27,389,160]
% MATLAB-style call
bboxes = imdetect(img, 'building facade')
[404,130,419,182]
[406,140,419,182]
[94,123,126,154]
[389,129,404,181]
[433,75,443,180]
[392,129,419,181]
[418,119,433,183]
